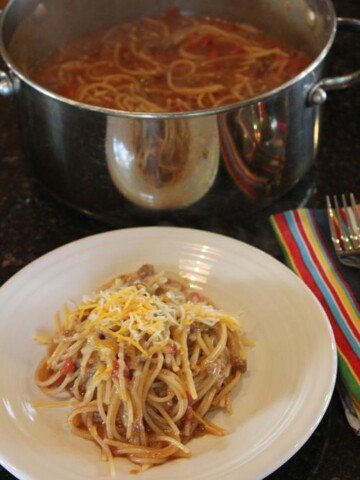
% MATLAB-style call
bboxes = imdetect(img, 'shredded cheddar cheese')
[44,281,240,358]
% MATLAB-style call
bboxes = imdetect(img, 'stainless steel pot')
[0,0,359,214]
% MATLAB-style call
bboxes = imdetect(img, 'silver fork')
[326,193,360,269]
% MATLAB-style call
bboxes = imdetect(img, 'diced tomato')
[172,105,182,112]
[120,46,132,61]
[124,355,131,368]
[188,291,199,301]
[165,6,180,16]
[113,358,132,379]
[287,57,309,75]
[61,86,77,98]
[124,366,132,380]
[166,341,178,354]
[199,34,213,48]
[112,359,119,376]
[185,405,193,419]
[188,291,205,303]
[185,34,214,51]
[207,46,220,59]
[186,390,194,405]
[184,41,196,50]
[228,24,238,32]
[229,45,244,55]
[60,357,75,376]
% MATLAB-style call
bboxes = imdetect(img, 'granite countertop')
[0,0,359,478]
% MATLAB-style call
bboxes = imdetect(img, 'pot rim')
[0,0,337,119]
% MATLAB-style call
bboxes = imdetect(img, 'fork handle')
[308,17,360,105]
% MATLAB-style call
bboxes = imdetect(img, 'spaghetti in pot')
[31,7,310,113]
[34,265,248,474]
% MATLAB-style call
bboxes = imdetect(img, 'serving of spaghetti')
[32,8,309,112]
[34,265,247,474]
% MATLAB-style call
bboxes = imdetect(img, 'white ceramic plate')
[0,227,337,480]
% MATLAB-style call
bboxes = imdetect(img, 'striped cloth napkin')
[270,208,360,434]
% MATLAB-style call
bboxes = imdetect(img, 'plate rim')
[0,226,337,480]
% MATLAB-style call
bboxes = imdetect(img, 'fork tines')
[326,193,360,268]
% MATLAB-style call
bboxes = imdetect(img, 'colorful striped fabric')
[270,209,360,434]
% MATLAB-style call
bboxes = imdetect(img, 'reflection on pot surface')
[106,115,219,209]
[220,92,322,204]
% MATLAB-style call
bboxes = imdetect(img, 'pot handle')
[0,1,13,95]
[0,0,13,97]
[308,17,360,105]
[0,70,13,97]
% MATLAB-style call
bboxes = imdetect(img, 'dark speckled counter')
[0,0,359,478]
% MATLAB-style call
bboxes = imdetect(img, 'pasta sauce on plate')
[32,8,310,112]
